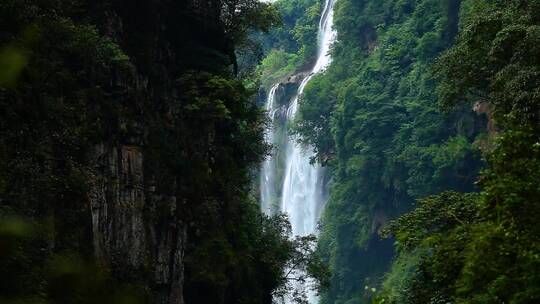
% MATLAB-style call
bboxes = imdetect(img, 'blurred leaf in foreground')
[0,45,28,87]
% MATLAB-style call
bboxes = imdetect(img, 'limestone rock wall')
[87,1,228,303]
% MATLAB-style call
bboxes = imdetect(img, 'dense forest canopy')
[375,1,540,302]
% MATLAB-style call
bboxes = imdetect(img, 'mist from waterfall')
[260,0,337,302]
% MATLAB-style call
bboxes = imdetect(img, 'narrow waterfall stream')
[260,0,337,302]
[261,84,280,215]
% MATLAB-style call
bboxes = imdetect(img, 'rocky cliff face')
[87,2,229,303]
[90,143,186,304]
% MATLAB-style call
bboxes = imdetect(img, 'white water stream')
[260,0,337,302]
[261,84,280,215]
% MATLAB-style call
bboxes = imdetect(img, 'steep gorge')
[3,0,540,303]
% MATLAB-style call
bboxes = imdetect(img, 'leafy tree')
[222,0,281,75]
[376,192,479,304]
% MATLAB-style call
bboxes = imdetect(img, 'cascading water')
[260,0,337,302]
[260,84,280,215]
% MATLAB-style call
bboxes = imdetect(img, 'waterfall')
[281,0,336,235]
[261,84,280,215]
[260,0,337,302]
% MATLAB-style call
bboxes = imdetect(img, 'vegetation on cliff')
[376,1,540,302]
[255,0,323,87]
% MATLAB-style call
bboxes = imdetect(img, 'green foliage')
[0,44,29,87]
[378,1,540,303]
[222,0,281,75]
[255,0,322,87]
[433,1,540,301]
[378,130,540,304]
[435,0,540,123]
[258,49,301,88]
[383,192,480,252]
[375,192,480,304]
[222,0,281,45]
